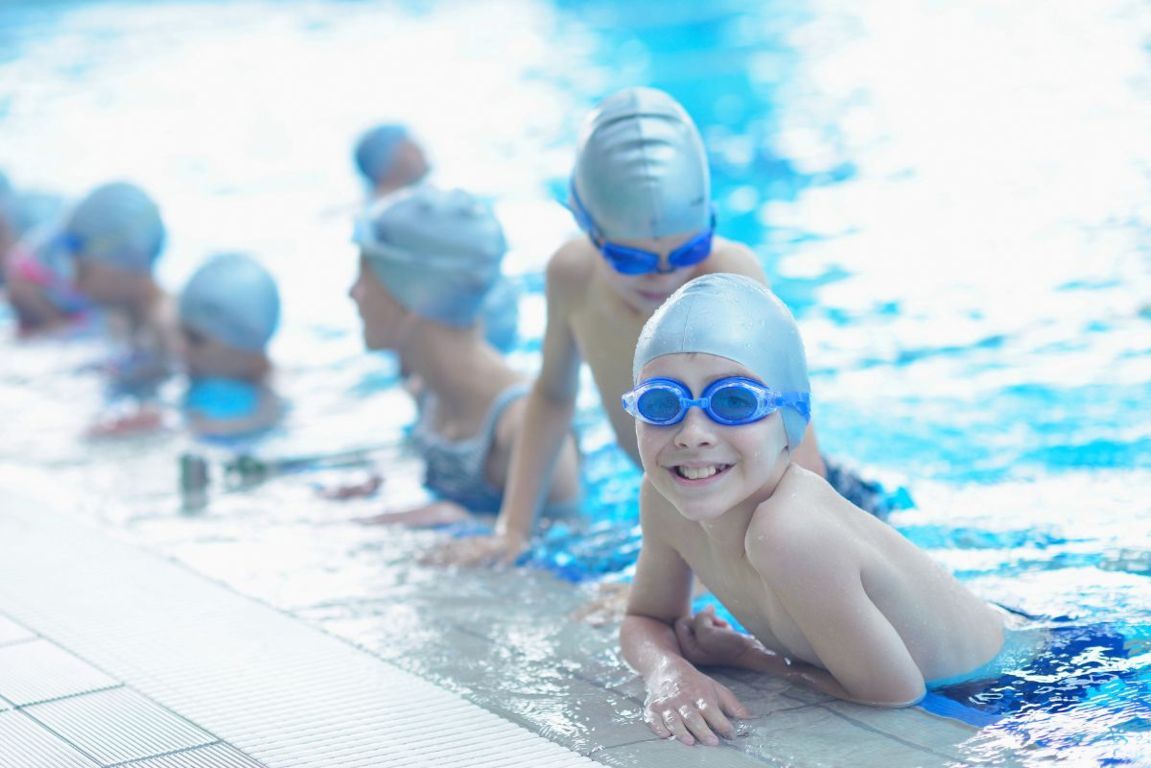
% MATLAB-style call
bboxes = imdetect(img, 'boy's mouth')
[636,289,671,304]
[671,463,732,483]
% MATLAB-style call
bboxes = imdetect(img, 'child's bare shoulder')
[544,238,597,311]
[746,467,844,569]
[701,237,767,283]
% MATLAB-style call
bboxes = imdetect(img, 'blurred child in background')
[178,252,283,438]
[352,123,518,354]
[349,184,580,526]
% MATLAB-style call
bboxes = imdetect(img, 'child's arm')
[749,510,926,706]
[673,607,860,701]
[621,485,750,746]
[427,249,584,566]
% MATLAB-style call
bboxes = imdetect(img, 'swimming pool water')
[1,1,1150,765]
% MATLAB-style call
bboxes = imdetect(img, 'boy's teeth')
[678,465,720,480]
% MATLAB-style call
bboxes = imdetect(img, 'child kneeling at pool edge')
[619,273,1005,746]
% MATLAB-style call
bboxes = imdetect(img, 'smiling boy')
[620,273,1006,746]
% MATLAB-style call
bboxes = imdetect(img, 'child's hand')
[357,500,470,527]
[643,660,749,747]
[316,474,384,501]
[85,403,167,438]
[674,606,760,669]
[421,532,526,567]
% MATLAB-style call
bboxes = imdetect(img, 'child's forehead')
[641,352,759,381]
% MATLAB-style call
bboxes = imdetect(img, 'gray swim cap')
[354,124,412,184]
[65,182,165,273]
[571,87,710,240]
[354,185,507,328]
[633,273,811,449]
[179,253,281,352]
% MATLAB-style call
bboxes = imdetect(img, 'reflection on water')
[1,0,1150,765]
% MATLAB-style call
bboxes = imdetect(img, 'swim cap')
[571,87,710,241]
[179,253,281,352]
[65,182,165,273]
[354,185,507,329]
[354,124,413,184]
[633,273,811,448]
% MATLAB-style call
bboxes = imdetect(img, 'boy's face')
[635,352,790,522]
[74,260,154,308]
[596,229,707,315]
[180,326,267,380]
[375,140,430,198]
[348,256,412,351]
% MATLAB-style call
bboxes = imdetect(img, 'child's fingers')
[716,683,751,719]
[644,708,672,740]
[659,708,696,746]
[677,704,719,746]
[696,697,736,739]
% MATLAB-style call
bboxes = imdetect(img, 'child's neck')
[403,325,507,415]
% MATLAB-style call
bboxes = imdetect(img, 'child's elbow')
[851,678,925,708]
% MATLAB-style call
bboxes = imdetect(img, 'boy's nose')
[673,407,716,448]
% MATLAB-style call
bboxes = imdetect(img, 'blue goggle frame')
[622,376,810,427]
[568,182,715,275]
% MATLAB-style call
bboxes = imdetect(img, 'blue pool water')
[1,1,1150,765]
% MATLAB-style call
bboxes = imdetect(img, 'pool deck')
[0,485,1019,768]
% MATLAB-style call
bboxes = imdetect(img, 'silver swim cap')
[571,87,710,240]
[354,185,507,328]
[65,182,165,273]
[633,273,811,448]
[179,253,281,352]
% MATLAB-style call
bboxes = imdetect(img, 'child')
[432,86,825,566]
[620,274,1006,747]
[352,123,517,354]
[353,123,431,199]
[4,181,167,341]
[349,184,580,525]
[177,252,283,437]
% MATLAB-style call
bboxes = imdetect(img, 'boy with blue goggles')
[622,376,810,427]
[622,274,1008,749]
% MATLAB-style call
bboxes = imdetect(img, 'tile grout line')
[0,635,41,650]
[103,739,258,768]
[15,682,126,709]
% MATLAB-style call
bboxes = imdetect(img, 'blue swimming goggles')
[568,183,715,276]
[622,376,810,427]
